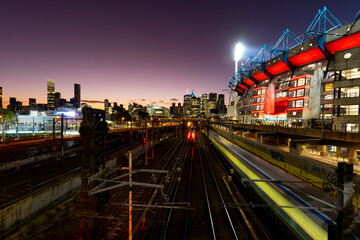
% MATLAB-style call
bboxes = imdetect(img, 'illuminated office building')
[47,79,55,110]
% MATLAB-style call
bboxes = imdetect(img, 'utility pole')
[145,119,148,165]
[61,114,64,158]
[129,151,133,240]
[152,118,155,160]
[53,118,56,143]
[130,119,133,143]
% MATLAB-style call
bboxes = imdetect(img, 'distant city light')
[30,111,38,116]
[55,111,76,117]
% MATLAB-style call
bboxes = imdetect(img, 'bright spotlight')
[234,43,245,62]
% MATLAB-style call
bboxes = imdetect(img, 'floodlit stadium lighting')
[234,43,244,73]
[344,53,352,59]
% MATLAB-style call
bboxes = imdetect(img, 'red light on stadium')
[325,31,360,54]
[244,78,256,86]
[252,71,269,81]
[275,97,289,101]
[252,102,265,106]
[287,107,309,111]
[288,47,325,66]
[288,85,311,91]
[253,94,265,98]
[254,86,267,91]
[187,133,190,139]
[289,74,312,81]
[288,96,310,101]
[239,84,247,90]
[265,61,289,75]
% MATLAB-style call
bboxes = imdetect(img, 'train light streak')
[209,133,327,240]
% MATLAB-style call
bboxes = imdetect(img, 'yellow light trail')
[210,134,327,240]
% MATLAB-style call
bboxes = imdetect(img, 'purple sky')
[0,0,358,109]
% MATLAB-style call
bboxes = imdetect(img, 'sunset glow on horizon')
[0,1,358,110]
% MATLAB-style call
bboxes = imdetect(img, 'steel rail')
[200,135,239,240]
[198,141,217,240]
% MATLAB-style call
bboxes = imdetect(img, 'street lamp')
[234,43,244,73]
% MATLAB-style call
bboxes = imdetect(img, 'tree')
[0,109,18,143]
[111,105,131,122]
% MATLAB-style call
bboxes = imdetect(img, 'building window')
[324,83,334,91]
[289,91,296,98]
[340,86,360,98]
[324,94,333,100]
[304,100,309,108]
[304,88,310,96]
[341,68,360,80]
[289,101,295,108]
[295,100,303,108]
[346,123,359,133]
[322,104,333,111]
[297,78,305,86]
[339,105,359,115]
[297,89,304,97]
[279,82,289,89]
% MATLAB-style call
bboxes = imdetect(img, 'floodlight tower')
[234,43,244,73]
[233,43,244,121]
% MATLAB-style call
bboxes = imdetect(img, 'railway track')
[0,133,144,209]
[100,135,185,239]
[139,130,253,240]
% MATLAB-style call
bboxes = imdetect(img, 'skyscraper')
[74,83,81,109]
[29,98,37,111]
[0,87,2,109]
[218,94,225,114]
[55,92,61,108]
[183,93,192,116]
[209,92,217,101]
[200,93,207,116]
[104,99,111,113]
[47,79,55,110]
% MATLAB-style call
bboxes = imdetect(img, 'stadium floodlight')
[234,43,244,73]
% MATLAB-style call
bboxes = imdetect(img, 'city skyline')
[0,1,358,108]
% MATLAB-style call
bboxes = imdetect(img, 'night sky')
[0,0,358,109]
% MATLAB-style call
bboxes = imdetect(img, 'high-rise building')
[104,99,111,113]
[184,93,192,116]
[191,96,201,117]
[29,98,37,111]
[47,79,55,110]
[200,93,207,116]
[218,94,225,114]
[55,92,61,108]
[209,92,217,101]
[8,97,16,111]
[74,84,81,109]
[0,87,2,109]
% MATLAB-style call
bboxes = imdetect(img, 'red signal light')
[192,133,195,139]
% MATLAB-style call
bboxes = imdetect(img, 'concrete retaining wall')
[0,171,81,236]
